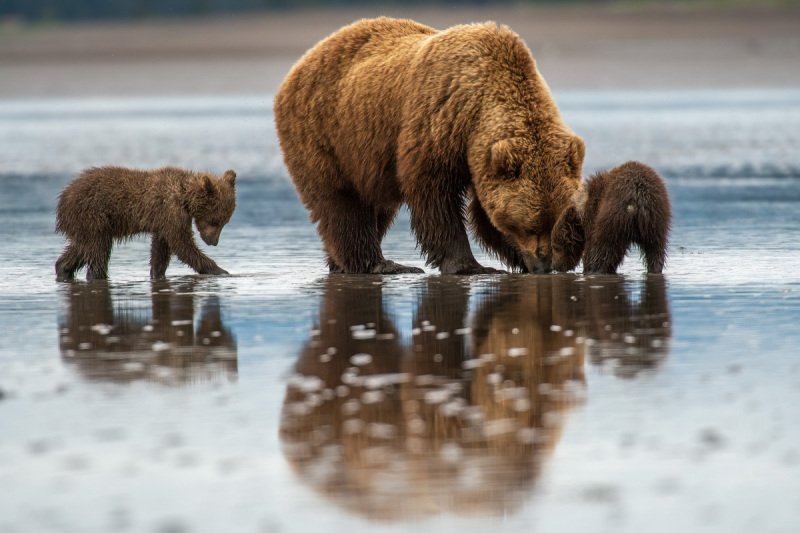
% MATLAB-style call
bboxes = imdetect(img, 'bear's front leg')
[150,235,172,279]
[167,230,229,276]
[405,177,504,275]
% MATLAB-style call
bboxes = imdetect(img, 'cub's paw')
[370,260,424,275]
[203,266,230,276]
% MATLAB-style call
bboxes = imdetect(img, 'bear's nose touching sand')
[275,17,585,275]
[55,166,236,281]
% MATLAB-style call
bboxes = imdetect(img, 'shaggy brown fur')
[274,17,584,274]
[552,161,671,274]
[55,166,236,281]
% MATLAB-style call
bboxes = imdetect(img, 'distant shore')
[1,5,799,98]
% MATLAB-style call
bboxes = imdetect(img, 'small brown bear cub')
[56,166,236,281]
[552,161,671,274]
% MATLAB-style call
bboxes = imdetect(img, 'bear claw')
[370,260,424,274]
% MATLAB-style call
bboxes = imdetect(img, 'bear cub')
[552,161,671,274]
[55,166,236,281]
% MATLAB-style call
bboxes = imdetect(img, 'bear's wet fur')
[55,166,236,281]
[552,161,671,274]
[274,17,584,275]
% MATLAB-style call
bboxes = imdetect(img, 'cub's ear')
[490,139,522,177]
[552,205,585,271]
[223,169,236,187]
[202,175,216,196]
[566,136,585,178]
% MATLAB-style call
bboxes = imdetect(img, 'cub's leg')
[167,230,228,276]
[583,223,628,275]
[315,190,422,274]
[85,237,113,281]
[55,243,86,281]
[641,241,667,274]
[150,235,172,279]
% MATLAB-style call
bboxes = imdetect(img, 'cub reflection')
[58,280,236,384]
[281,276,585,519]
[583,276,672,378]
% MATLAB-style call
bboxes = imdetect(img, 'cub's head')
[191,169,237,246]
[476,133,584,273]
[551,204,585,272]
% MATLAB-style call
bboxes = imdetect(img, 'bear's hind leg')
[583,233,628,275]
[316,193,422,274]
[85,237,113,281]
[150,235,171,279]
[404,177,502,275]
[55,243,86,281]
[641,242,667,274]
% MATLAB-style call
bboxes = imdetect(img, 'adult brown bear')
[275,17,584,274]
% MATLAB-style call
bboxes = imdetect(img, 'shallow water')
[0,91,799,532]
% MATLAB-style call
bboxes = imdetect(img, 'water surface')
[0,91,799,532]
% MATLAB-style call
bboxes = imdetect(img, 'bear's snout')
[199,225,221,246]
[523,253,552,274]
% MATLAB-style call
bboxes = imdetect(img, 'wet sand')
[1,89,800,531]
[1,4,800,533]
[1,5,799,98]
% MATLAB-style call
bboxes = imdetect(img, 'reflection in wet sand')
[57,279,237,384]
[583,276,672,378]
[281,275,670,520]
[281,276,636,520]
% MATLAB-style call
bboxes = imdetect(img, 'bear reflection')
[582,276,671,378]
[58,280,236,384]
[280,276,587,519]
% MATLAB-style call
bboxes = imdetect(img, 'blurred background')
[1,0,799,98]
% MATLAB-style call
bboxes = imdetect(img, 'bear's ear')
[490,139,521,178]
[566,136,585,178]
[223,170,236,187]
[202,175,216,197]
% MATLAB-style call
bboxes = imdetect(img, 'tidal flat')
[0,90,799,532]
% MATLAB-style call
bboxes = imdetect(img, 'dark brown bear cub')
[55,166,236,281]
[552,161,671,274]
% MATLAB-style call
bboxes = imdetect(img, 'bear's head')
[191,170,237,246]
[476,133,585,273]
